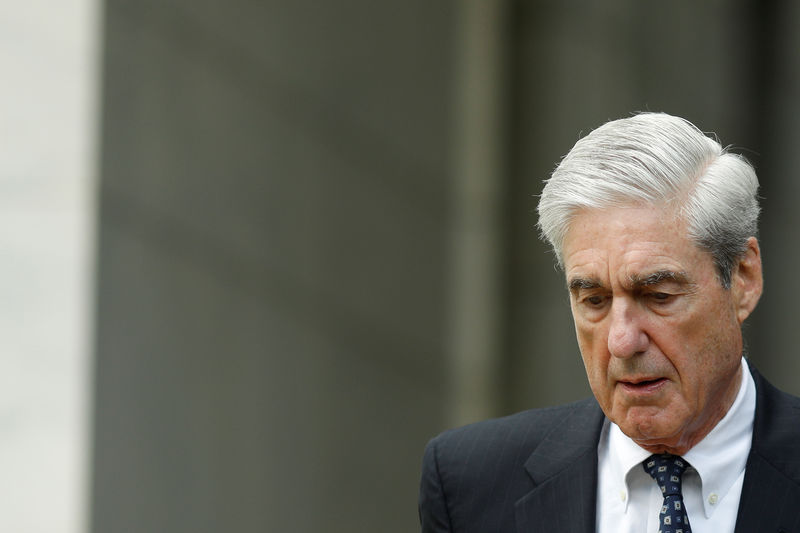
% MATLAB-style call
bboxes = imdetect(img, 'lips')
[618,377,668,394]
[623,377,663,385]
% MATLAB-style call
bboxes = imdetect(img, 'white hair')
[537,113,760,287]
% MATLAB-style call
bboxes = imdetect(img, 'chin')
[617,411,676,443]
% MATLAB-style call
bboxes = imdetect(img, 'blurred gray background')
[89,1,800,532]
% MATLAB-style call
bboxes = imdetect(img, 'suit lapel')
[515,400,605,533]
[735,366,800,533]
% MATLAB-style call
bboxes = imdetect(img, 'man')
[419,113,800,532]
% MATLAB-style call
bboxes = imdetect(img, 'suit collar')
[515,398,605,533]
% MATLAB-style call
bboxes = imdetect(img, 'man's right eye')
[585,295,605,306]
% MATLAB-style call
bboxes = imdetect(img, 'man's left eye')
[650,292,671,301]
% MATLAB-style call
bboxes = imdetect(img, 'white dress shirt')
[596,357,755,533]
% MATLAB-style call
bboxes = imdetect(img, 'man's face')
[562,206,762,454]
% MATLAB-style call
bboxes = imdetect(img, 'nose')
[607,298,649,359]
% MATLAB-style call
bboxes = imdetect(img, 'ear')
[732,237,763,324]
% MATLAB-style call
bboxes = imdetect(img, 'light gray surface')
[0,1,99,532]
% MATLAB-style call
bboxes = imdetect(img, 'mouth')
[618,377,668,394]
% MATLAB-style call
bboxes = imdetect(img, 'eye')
[583,294,608,307]
[649,292,672,302]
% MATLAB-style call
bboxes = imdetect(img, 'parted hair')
[537,112,760,288]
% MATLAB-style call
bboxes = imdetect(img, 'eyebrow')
[568,277,603,291]
[629,270,690,287]
[568,270,690,292]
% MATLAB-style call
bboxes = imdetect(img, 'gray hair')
[537,113,760,288]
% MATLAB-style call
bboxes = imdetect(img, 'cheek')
[574,318,608,355]
[668,309,740,390]
[575,323,610,380]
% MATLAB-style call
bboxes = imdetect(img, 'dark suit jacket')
[419,367,800,532]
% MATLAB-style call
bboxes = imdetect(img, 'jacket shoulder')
[419,398,601,532]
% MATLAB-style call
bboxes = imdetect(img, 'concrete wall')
[91,1,800,531]
[92,1,455,531]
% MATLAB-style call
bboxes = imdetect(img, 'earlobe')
[733,237,763,324]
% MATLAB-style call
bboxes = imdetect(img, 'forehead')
[562,207,714,283]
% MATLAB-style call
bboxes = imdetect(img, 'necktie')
[643,454,692,533]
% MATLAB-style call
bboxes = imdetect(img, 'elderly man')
[419,113,800,533]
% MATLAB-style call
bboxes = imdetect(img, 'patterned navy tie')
[643,454,692,533]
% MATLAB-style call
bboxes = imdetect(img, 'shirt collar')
[607,357,755,517]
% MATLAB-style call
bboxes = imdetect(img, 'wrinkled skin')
[562,206,763,454]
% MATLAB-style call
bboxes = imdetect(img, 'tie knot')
[643,454,689,496]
